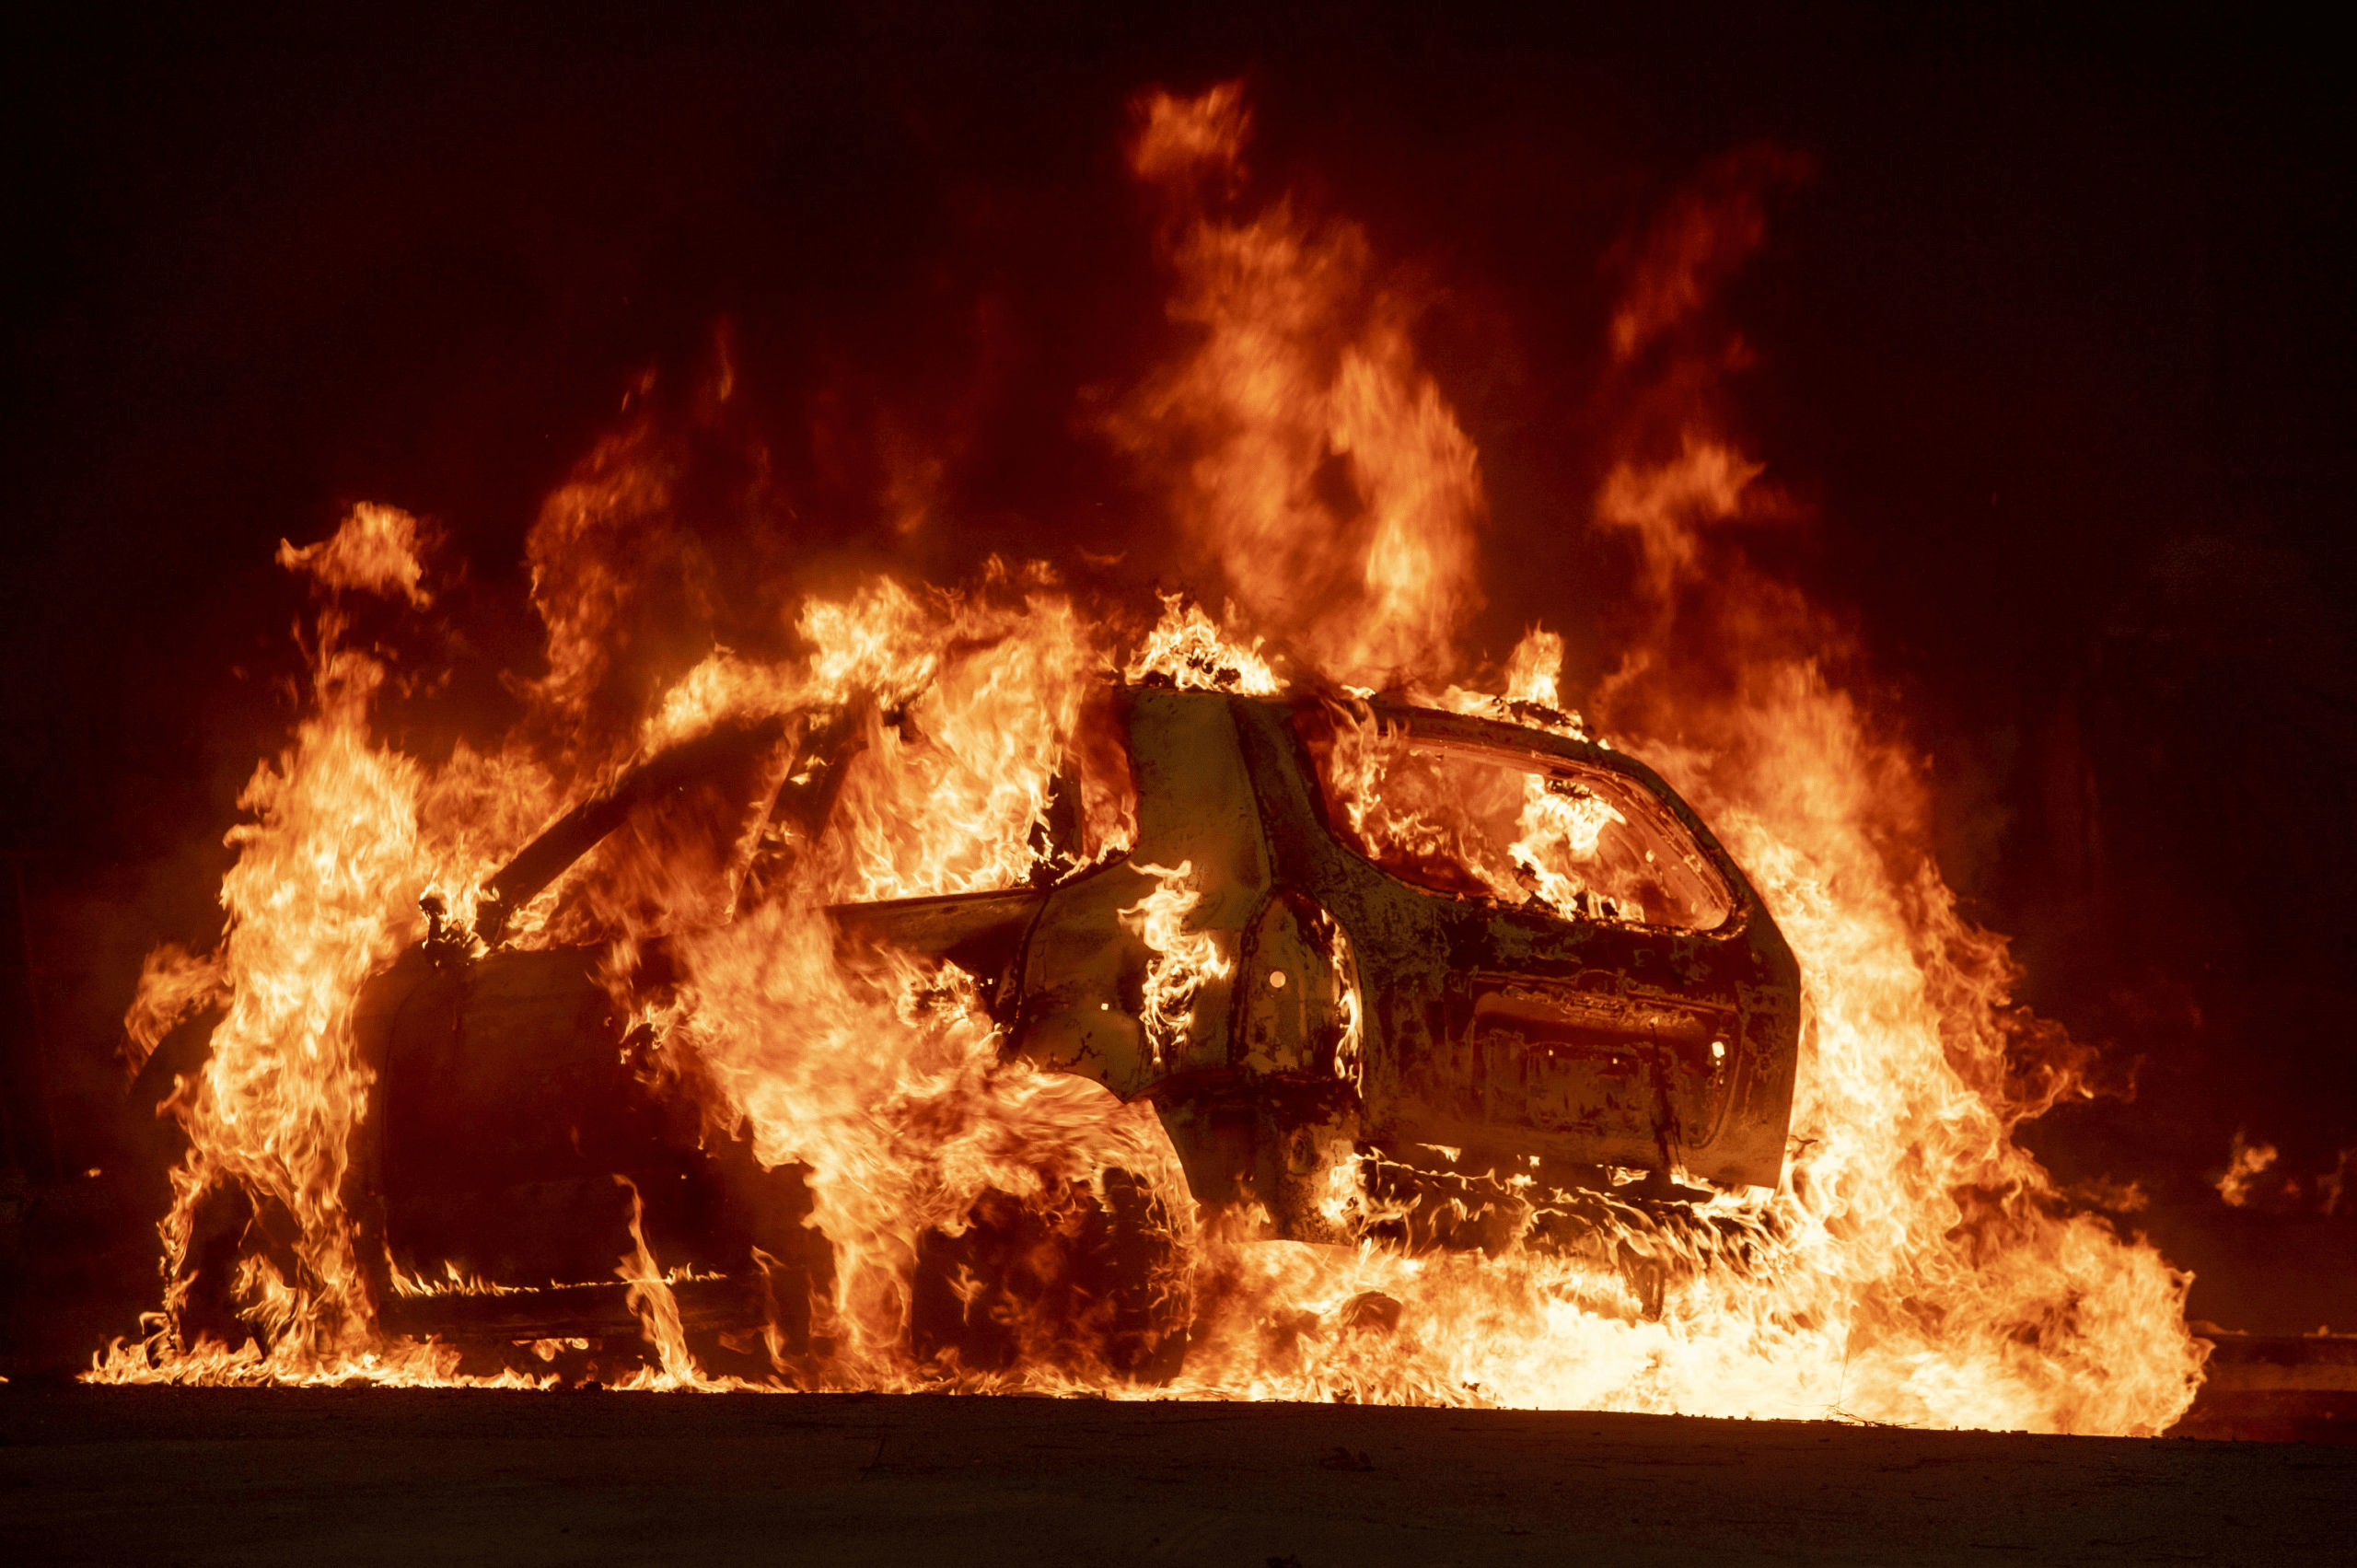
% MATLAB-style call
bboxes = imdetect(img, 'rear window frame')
[1287,701,1744,937]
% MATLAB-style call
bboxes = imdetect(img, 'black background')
[4,4,2352,1356]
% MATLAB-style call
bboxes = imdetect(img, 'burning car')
[92,73,2204,1428]
[139,677,1796,1377]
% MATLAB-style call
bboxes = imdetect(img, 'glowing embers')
[1302,703,1735,931]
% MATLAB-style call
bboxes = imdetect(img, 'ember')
[85,80,2204,1435]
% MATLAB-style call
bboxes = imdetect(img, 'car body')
[165,684,1801,1365]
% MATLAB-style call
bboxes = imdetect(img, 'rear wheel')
[910,1168,1190,1384]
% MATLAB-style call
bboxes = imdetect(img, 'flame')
[613,1178,703,1390]
[1596,436,1765,601]
[93,81,2201,1435]
[121,942,226,1074]
[1114,87,1482,690]
[1123,593,1281,695]
[1502,630,1567,708]
[1121,862,1234,1071]
[671,913,1187,1383]
[2217,1131,2282,1209]
[275,501,432,607]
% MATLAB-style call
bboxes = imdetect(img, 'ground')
[4,1386,2351,1566]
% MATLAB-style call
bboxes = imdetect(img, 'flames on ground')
[92,84,2203,1434]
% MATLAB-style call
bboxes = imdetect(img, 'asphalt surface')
[4,1385,2349,1566]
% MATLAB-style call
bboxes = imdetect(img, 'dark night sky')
[4,6,2353,1330]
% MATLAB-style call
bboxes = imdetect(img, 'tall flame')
[1114,87,1482,689]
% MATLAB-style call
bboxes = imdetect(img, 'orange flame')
[1121,861,1234,1071]
[1115,87,1483,690]
[275,501,432,607]
[613,1178,703,1390]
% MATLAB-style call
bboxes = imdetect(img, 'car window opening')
[1299,707,1734,932]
